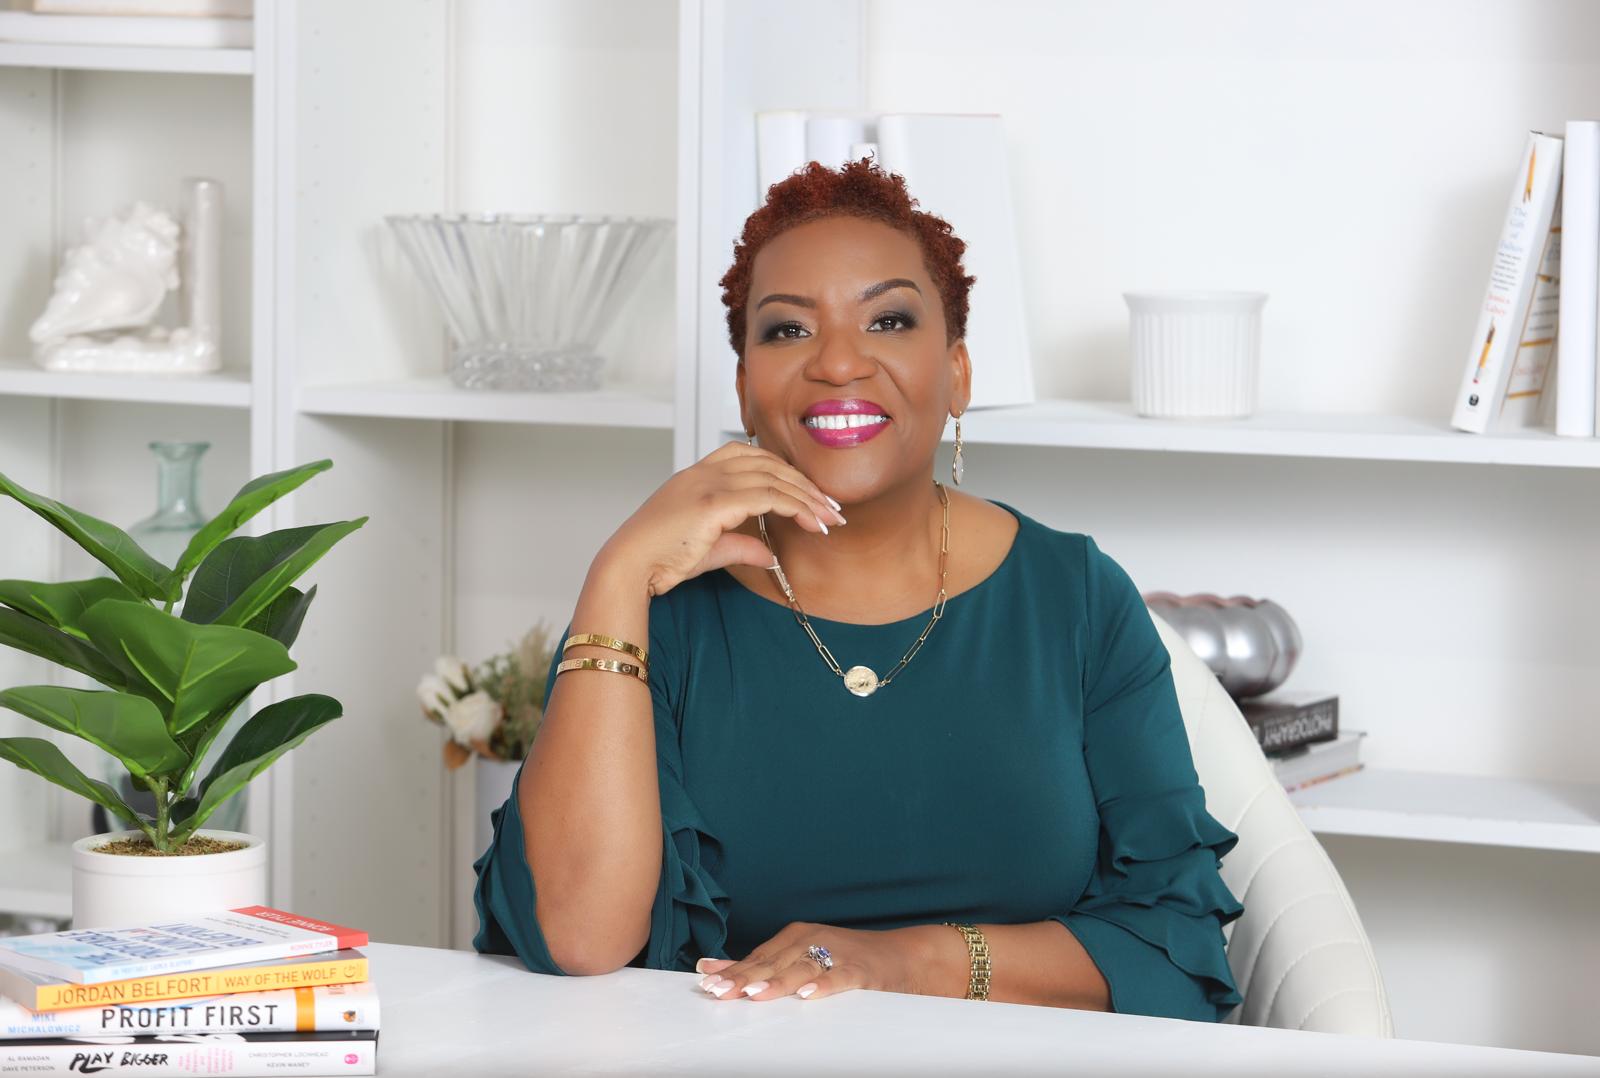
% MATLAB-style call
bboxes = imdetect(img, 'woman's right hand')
[599,441,848,597]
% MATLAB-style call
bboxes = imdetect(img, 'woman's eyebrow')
[755,278,922,311]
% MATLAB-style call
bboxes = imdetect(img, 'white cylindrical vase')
[475,757,522,858]
[1125,290,1268,419]
[72,830,267,929]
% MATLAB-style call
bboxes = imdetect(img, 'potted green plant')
[0,459,365,928]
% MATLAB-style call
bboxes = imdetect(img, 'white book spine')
[1564,122,1600,437]
[0,1037,376,1076]
[1450,130,1565,434]
[0,981,380,1039]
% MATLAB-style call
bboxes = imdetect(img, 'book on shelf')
[1270,730,1366,793]
[0,1029,376,1077]
[1237,689,1338,754]
[0,907,367,986]
[0,949,370,1013]
[1556,119,1600,438]
[0,980,379,1038]
[1450,129,1564,435]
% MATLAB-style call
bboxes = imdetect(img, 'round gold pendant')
[843,665,880,697]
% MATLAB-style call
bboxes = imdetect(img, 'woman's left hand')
[694,921,938,1002]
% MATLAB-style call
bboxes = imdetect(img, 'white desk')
[364,943,1600,1076]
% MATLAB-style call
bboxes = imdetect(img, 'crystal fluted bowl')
[385,213,673,392]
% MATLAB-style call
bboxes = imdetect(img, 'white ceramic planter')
[1125,290,1268,419]
[71,829,267,929]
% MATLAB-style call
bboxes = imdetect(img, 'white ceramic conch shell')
[29,201,181,343]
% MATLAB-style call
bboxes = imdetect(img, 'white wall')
[863,0,1600,1055]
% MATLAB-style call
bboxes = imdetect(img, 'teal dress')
[474,500,1245,1022]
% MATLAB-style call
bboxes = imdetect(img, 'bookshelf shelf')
[0,361,252,409]
[0,42,252,76]
[297,376,674,430]
[0,841,73,919]
[717,399,1600,469]
[1289,768,1600,853]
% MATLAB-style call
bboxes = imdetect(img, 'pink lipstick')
[801,398,891,447]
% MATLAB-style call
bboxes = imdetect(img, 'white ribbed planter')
[1125,290,1268,418]
[71,829,267,929]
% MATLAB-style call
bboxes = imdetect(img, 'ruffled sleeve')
[472,598,732,975]
[1051,536,1246,1022]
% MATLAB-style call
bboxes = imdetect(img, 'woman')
[474,158,1245,1021]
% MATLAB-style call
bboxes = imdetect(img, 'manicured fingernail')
[699,974,718,989]
[797,983,817,999]
[709,980,732,997]
[742,981,769,997]
[695,959,710,973]
[817,516,829,535]
[824,495,842,511]
[831,507,847,524]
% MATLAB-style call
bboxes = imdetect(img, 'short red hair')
[718,156,975,361]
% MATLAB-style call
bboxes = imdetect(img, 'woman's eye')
[761,321,808,342]
[870,311,916,332]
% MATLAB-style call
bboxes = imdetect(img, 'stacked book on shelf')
[1239,689,1365,793]
[0,906,377,1076]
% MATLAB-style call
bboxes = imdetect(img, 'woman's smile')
[801,397,891,447]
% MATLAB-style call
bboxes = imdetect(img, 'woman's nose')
[806,329,877,384]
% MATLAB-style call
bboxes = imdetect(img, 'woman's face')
[736,215,971,504]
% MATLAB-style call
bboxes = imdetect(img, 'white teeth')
[805,413,887,430]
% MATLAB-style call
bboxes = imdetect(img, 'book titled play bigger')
[0,907,366,985]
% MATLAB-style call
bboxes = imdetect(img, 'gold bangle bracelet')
[942,922,992,1001]
[562,632,649,667]
[555,657,649,684]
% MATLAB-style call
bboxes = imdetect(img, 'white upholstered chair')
[1150,611,1394,1036]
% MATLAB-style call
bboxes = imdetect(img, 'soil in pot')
[94,836,247,856]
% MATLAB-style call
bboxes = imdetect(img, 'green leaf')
[0,471,179,602]
[0,607,127,689]
[79,600,296,736]
[171,694,341,840]
[174,690,252,796]
[172,460,333,583]
[0,578,141,640]
[243,585,317,649]
[0,686,188,778]
[182,519,366,628]
[0,736,146,830]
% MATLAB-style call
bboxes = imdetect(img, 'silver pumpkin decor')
[1142,592,1302,700]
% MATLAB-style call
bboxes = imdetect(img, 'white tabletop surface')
[364,943,1600,1076]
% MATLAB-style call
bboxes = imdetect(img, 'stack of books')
[1239,689,1366,792]
[0,907,378,1075]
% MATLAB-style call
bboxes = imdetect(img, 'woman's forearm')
[520,544,662,975]
[900,920,1111,1011]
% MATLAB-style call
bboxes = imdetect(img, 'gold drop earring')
[951,413,964,486]
[746,429,756,446]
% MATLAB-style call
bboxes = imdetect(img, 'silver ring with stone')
[805,945,833,972]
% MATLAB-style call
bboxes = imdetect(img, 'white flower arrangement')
[416,622,556,769]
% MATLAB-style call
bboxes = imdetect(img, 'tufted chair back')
[1150,611,1394,1036]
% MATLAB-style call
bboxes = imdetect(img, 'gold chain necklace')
[757,479,950,697]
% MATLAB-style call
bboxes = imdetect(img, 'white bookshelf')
[0,841,73,919]
[0,361,252,409]
[1291,770,1600,854]
[0,42,251,76]
[298,376,673,429]
[0,9,1595,1041]
[717,399,1600,469]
